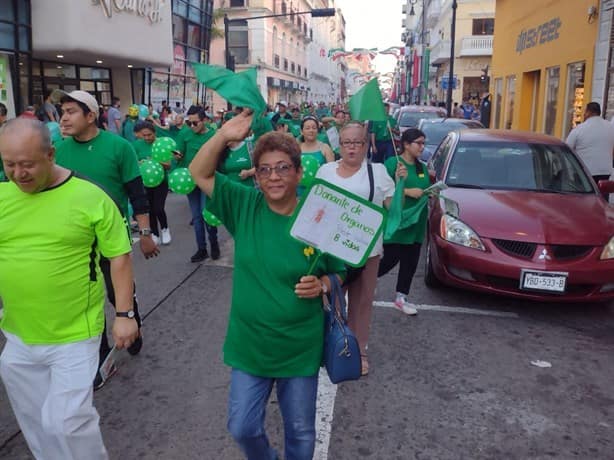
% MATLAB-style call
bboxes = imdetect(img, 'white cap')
[277,100,288,107]
[60,90,99,117]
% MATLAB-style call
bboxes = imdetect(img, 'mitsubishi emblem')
[538,249,552,261]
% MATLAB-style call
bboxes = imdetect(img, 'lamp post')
[446,0,458,117]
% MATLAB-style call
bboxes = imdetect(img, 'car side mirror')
[598,180,614,194]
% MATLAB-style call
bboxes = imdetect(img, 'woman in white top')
[316,121,395,376]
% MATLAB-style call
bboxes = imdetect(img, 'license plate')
[520,269,568,293]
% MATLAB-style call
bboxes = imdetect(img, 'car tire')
[424,235,441,288]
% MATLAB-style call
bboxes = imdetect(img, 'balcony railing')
[459,35,493,56]
[430,39,451,65]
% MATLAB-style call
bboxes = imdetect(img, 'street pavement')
[1,192,614,459]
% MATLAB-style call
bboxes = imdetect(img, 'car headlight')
[440,214,485,251]
[601,236,614,260]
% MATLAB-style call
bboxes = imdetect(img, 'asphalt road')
[1,193,613,459]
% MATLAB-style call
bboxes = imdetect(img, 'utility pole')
[446,0,458,117]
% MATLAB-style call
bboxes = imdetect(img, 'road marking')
[373,301,519,318]
[314,368,337,460]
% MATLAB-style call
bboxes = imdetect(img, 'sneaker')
[93,363,117,391]
[394,293,418,315]
[127,332,143,356]
[160,228,172,245]
[190,248,208,263]
[152,234,161,246]
[210,241,220,260]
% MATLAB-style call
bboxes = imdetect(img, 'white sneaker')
[152,234,161,246]
[394,293,418,315]
[160,228,172,245]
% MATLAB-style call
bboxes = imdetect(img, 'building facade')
[491,0,599,138]
[591,0,614,121]
[1,0,214,117]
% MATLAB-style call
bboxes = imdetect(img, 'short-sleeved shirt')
[0,175,131,344]
[174,127,216,168]
[122,117,137,142]
[316,160,395,257]
[133,138,153,162]
[107,106,122,134]
[41,102,59,123]
[566,116,614,176]
[370,115,397,142]
[384,156,431,244]
[208,173,345,377]
[55,130,141,216]
[219,142,254,186]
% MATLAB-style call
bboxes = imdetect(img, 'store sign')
[91,0,162,24]
[516,17,561,54]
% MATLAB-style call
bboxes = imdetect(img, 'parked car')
[417,118,484,162]
[425,129,614,302]
[395,105,446,133]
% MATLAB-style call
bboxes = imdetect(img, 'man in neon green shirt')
[0,118,138,459]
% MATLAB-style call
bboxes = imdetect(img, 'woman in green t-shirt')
[188,111,345,460]
[299,116,334,166]
[217,139,256,186]
[378,128,431,315]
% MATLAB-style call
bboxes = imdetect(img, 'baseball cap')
[59,90,100,116]
[277,100,288,107]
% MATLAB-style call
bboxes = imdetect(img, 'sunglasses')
[255,163,295,178]
[185,120,200,127]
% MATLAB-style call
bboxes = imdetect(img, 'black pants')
[146,180,169,236]
[98,256,142,362]
[377,243,422,295]
[593,175,610,202]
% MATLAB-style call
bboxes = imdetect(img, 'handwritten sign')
[289,179,385,267]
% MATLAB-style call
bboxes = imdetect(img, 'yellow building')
[491,0,599,138]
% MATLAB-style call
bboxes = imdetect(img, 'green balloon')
[139,160,165,188]
[300,155,319,187]
[168,167,196,194]
[202,209,222,227]
[151,137,176,163]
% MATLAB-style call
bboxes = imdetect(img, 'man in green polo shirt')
[55,90,159,389]
[174,105,219,262]
[0,118,138,459]
[369,102,398,163]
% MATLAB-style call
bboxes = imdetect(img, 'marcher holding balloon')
[133,121,173,245]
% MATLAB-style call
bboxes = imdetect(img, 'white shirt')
[316,160,395,257]
[566,116,614,176]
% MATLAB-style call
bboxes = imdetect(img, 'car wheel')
[424,235,441,288]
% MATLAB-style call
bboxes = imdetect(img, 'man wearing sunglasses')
[174,106,219,262]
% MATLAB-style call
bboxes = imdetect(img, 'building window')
[283,58,288,72]
[493,77,503,128]
[472,18,494,35]
[230,0,245,6]
[504,75,516,129]
[543,66,559,135]
[274,54,280,68]
[298,64,301,76]
[228,20,249,65]
[291,62,295,73]
[562,61,585,138]
[272,26,278,63]
[304,68,308,78]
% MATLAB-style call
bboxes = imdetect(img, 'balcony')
[426,2,441,28]
[430,39,451,65]
[459,35,493,56]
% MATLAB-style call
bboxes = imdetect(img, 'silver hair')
[339,121,368,140]
[0,118,52,152]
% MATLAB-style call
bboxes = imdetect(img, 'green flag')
[192,63,266,114]
[384,180,429,240]
[348,78,387,121]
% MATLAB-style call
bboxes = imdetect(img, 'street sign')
[441,76,458,90]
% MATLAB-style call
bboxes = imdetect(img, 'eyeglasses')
[255,163,295,178]
[185,120,200,127]
[340,140,365,148]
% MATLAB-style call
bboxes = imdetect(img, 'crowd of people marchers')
[0,86,612,460]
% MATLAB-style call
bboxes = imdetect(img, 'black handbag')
[323,275,361,384]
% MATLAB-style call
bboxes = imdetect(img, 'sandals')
[361,354,369,376]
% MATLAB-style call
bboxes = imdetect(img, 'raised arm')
[189,111,253,197]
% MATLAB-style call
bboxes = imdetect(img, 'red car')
[425,130,614,302]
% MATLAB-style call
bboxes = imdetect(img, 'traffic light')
[480,66,489,85]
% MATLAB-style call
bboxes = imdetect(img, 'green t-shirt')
[301,150,326,167]
[0,175,131,344]
[370,115,397,142]
[219,142,254,186]
[384,156,431,244]
[55,130,141,216]
[208,173,346,377]
[133,138,153,161]
[122,117,138,142]
[175,127,216,168]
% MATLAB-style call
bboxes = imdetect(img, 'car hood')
[439,189,614,245]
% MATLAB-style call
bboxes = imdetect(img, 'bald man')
[0,118,138,460]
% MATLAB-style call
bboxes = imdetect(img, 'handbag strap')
[327,274,348,322]
[367,162,374,202]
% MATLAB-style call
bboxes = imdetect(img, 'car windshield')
[446,141,594,193]
[422,122,479,145]
[399,111,443,127]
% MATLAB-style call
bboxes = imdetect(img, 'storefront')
[490,0,599,138]
[2,1,214,116]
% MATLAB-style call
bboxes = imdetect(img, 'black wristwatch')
[116,310,136,319]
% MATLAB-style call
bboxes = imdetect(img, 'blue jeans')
[187,188,217,250]
[227,369,318,460]
[373,140,395,163]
